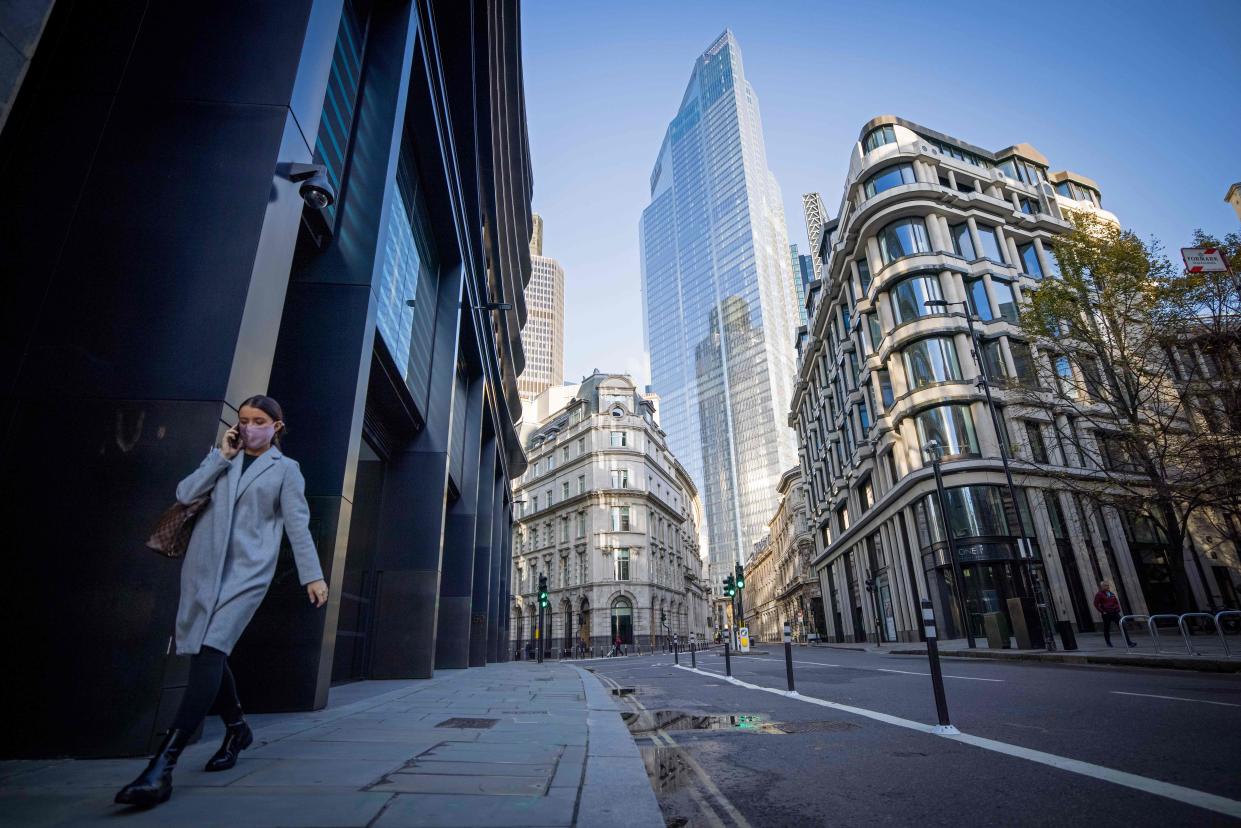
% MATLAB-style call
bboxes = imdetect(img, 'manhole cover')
[435,718,498,729]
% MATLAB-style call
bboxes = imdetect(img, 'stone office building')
[791,116,1230,645]
[510,373,708,656]
[744,468,824,643]
[2,1,532,758]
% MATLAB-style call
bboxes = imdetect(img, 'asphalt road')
[583,646,1241,827]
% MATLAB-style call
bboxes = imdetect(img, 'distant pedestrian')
[115,397,328,808]
[612,634,623,657]
[1093,580,1135,648]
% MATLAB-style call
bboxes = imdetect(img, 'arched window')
[862,163,917,199]
[863,124,896,154]
[610,597,634,645]
[877,217,931,266]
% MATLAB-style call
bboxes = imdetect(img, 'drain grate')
[435,717,499,729]
[611,687,636,696]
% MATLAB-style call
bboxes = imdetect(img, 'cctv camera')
[286,163,336,210]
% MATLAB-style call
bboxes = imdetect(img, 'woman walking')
[115,396,328,807]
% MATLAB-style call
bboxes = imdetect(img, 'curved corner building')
[791,116,1163,644]
[640,30,800,588]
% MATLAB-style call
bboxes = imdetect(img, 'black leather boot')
[204,719,253,772]
[114,728,189,807]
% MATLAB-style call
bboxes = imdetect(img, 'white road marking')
[876,667,1004,683]
[1111,691,1241,708]
[675,665,1241,820]
[730,654,1002,681]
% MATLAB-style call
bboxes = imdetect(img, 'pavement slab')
[0,662,663,828]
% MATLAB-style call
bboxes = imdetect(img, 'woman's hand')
[220,425,241,460]
[306,579,329,608]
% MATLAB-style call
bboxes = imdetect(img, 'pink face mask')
[239,423,277,451]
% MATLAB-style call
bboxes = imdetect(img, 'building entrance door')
[332,439,386,684]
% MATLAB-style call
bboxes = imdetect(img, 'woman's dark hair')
[239,395,286,446]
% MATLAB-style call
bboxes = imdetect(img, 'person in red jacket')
[1093,580,1135,647]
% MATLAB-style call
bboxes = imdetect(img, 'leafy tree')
[1012,212,1241,611]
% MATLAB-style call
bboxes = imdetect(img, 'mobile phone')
[228,425,242,448]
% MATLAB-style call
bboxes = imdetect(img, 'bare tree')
[1010,213,1241,611]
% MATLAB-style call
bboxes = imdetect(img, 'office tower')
[519,213,566,403]
[1,1,531,756]
[640,30,799,586]
[802,191,828,280]
[790,244,815,325]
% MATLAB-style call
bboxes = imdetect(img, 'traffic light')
[734,562,745,590]
[723,575,736,597]
[538,574,549,608]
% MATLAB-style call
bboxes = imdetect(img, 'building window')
[980,339,1007,382]
[950,223,976,260]
[890,274,944,324]
[1010,341,1039,387]
[966,278,993,322]
[577,474,586,494]
[877,218,932,265]
[561,557,570,586]
[1053,355,1075,396]
[902,337,963,389]
[611,469,629,489]
[1043,247,1061,279]
[877,370,895,409]
[560,517,570,543]
[611,506,631,531]
[942,485,1013,539]
[863,163,916,199]
[915,404,980,458]
[857,258,872,294]
[532,495,539,512]
[866,313,882,352]
[1018,243,1043,277]
[992,280,1019,323]
[1025,421,1049,463]
[547,454,556,471]
[1018,197,1038,215]
[884,450,899,487]
[610,431,628,448]
[863,124,896,153]
[562,481,570,500]
[859,477,874,512]
[976,225,1005,263]
[562,446,570,463]
[615,548,631,581]
[576,512,586,538]
[578,437,586,454]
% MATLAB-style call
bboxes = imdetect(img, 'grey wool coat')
[173,446,324,655]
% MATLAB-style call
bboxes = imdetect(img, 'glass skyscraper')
[640,30,799,587]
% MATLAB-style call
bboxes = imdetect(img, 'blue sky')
[521,0,1241,389]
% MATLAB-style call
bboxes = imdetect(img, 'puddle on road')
[622,710,785,734]
[639,742,694,794]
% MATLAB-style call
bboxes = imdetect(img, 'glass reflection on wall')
[376,142,436,383]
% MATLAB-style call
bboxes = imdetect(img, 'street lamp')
[924,298,1058,651]
[923,439,974,648]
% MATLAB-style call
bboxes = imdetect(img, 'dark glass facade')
[1,1,532,758]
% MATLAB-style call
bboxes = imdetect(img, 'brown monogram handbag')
[146,496,210,558]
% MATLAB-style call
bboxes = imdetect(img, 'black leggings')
[171,646,243,733]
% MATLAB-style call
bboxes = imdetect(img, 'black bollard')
[724,639,732,677]
[783,622,796,692]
